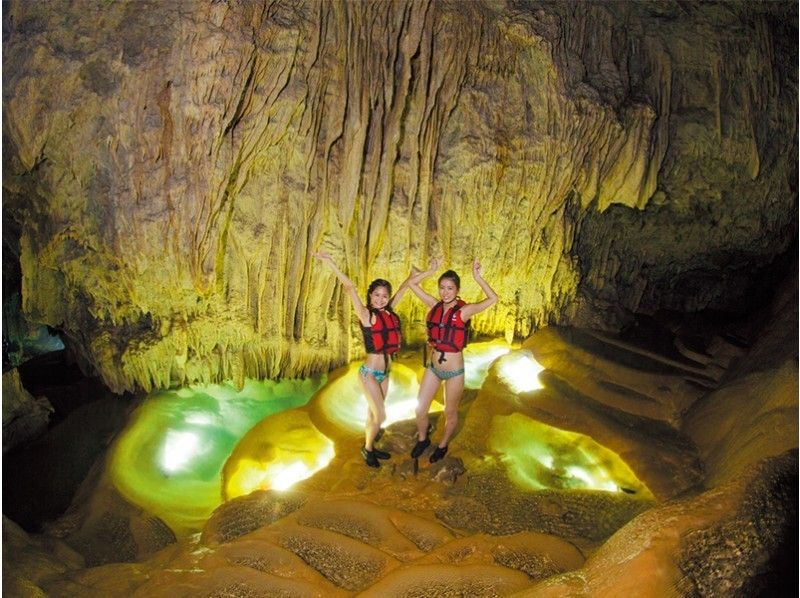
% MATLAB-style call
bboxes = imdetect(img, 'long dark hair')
[366,278,393,309]
[438,270,460,290]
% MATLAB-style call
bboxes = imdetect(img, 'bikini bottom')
[427,364,465,380]
[359,364,387,383]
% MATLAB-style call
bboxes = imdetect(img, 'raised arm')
[314,252,371,326]
[407,257,442,309]
[460,258,498,321]
[388,266,418,309]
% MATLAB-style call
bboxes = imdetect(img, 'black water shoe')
[372,448,391,460]
[429,445,448,463]
[410,438,430,459]
[361,447,380,468]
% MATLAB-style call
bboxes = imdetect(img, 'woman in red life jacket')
[314,252,414,468]
[407,258,498,463]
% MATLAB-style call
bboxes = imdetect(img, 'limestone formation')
[2,368,53,452]
[3,0,796,392]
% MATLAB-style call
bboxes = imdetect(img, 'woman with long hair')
[407,258,498,462]
[314,252,414,467]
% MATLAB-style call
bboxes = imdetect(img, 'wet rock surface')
[203,490,307,545]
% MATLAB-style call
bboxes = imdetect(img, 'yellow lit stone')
[223,410,335,500]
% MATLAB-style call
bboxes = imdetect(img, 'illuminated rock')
[134,567,336,598]
[521,450,797,598]
[386,510,457,552]
[200,497,582,596]
[271,523,398,591]
[3,1,794,392]
[222,409,335,501]
[292,499,427,561]
[2,0,797,585]
[682,276,799,487]
[456,345,701,501]
[360,563,531,597]
[202,489,308,545]
[413,531,585,580]
[525,326,721,425]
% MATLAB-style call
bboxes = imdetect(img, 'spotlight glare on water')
[317,363,436,433]
[463,340,513,388]
[489,413,652,497]
[161,430,202,473]
[184,412,214,426]
[384,396,422,426]
[497,350,545,393]
[269,444,336,491]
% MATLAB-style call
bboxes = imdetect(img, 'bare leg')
[415,369,441,441]
[359,374,386,450]
[374,375,391,442]
[365,410,377,447]
[439,374,465,447]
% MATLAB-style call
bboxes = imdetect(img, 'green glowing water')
[489,412,652,497]
[107,376,326,536]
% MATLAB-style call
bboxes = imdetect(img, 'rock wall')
[2,369,52,452]
[3,0,796,392]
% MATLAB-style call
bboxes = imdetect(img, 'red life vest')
[426,300,469,360]
[362,308,402,355]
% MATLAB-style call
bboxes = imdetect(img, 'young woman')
[407,258,498,462]
[314,252,414,468]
